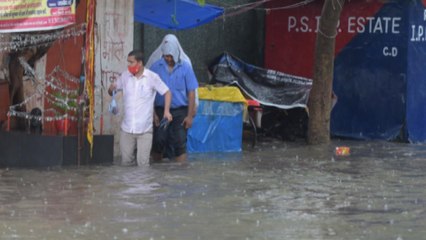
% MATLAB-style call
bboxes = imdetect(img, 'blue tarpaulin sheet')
[134,0,224,30]
[188,100,243,153]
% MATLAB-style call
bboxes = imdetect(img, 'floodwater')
[1,140,426,240]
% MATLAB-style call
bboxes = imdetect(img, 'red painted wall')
[264,0,383,78]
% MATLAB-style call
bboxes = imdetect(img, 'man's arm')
[152,72,172,123]
[187,90,196,118]
[182,90,196,129]
[163,90,172,122]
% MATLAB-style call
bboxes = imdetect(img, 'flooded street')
[1,140,426,240]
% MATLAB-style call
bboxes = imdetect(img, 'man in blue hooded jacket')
[150,34,198,162]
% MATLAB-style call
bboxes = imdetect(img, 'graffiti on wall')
[95,0,133,158]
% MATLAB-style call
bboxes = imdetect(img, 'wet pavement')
[1,140,426,239]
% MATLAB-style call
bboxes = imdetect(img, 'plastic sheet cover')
[210,53,312,109]
[134,0,223,30]
[188,100,243,153]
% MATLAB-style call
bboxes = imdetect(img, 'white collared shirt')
[116,69,169,134]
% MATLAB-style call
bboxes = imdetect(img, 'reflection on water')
[1,140,426,239]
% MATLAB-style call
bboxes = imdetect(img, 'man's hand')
[108,82,117,96]
[182,116,193,129]
[163,111,173,123]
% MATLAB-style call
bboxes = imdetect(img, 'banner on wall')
[265,0,426,141]
[0,0,75,32]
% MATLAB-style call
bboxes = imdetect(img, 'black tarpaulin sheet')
[210,53,312,109]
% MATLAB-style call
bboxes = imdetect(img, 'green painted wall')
[134,0,264,83]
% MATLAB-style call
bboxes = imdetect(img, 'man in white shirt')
[108,50,172,166]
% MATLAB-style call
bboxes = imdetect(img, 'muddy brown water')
[1,140,426,240]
